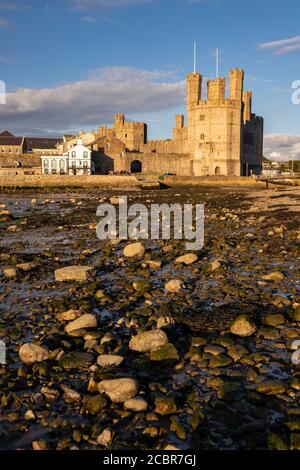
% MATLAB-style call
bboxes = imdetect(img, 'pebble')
[97,355,124,368]
[98,378,139,403]
[65,314,97,334]
[165,280,182,293]
[19,343,49,365]
[129,329,169,353]
[175,253,198,265]
[256,380,287,395]
[124,397,148,412]
[55,265,96,282]
[230,315,257,337]
[123,242,145,258]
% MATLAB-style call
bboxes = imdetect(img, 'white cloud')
[264,134,300,161]
[259,35,300,56]
[0,67,185,135]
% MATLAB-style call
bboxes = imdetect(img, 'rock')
[261,272,284,282]
[3,267,17,279]
[175,253,198,265]
[228,344,248,361]
[209,259,221,272]
[146,260,162,269]
[258,327,280,340]
[16,262,36,272]
[150,343,179,362]
[209,354,232,368]
[25,410,36,421]
[263,313,285,327]
[98,378,139,403]
[56,309,82,322]
[97,429,112,446]
[290,378,300,391]
[132,280,150,292]
[7,225,18,232]
[230,315,257,337]
[65,314,97,334]
[62,388,81,404]
[165,280,182,293]
[97,355,124,368]
[129,329,168,353]
[81,394,107,415]
[156,316,175,329]
[123,242,145,258]
[155,396,177,416]
[256,380,287,395]
[164,444,180,451]
[59,352,94,369]
[124,397,148,412]
[292,306,300,322]
[55,265,96,282]
[19,343,49,365]
[204,345,226,356]
[110,196,125,205]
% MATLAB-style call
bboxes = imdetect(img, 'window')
[83,161,88,168]
[200,134,205,140]
[72,161,76,169]
[83,151,88,158]
[200,115,205,121]
[125,134,128,138]
[72,151,76,158]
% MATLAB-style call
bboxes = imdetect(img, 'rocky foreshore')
[0,186,299,450]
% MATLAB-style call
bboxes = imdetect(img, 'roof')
[26,137,63,150]
[0,136,24,146]
[0,130,14,137]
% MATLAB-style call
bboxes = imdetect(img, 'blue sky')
[0,0,300,160]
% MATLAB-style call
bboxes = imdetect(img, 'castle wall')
[114,152,192,176]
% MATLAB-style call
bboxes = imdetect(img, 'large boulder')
[98,378,139,403]
[65,314,97,334]
[230,315,256,337]
[19,343,49,365]
[55,266,96,282]
[129,330,168,353]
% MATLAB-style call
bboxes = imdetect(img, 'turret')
[115,114,125,127]
[243,91,252,123]
[229,68,244,101]
[175,115,184,129]
[207,77,226,101]
[187,73,202,109]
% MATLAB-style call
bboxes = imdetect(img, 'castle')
[88,68,263,177]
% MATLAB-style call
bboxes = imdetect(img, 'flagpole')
[194,42,196,74]
[216,48,219,78]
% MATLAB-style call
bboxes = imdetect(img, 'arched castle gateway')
[89,68,263,176]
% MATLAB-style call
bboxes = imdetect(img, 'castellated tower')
[229,68,244,101]
[187,73,202,111]
[187,69,245,176]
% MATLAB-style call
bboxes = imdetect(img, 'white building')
[41,139,94,175]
